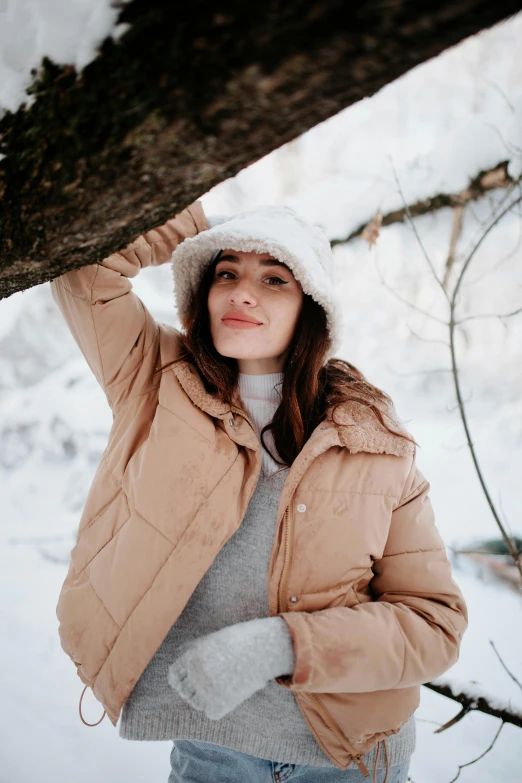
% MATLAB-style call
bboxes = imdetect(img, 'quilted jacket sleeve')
[50,201,208,412]
[277,453,468,693]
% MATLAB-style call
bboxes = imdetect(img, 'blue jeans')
[168,739,411,782]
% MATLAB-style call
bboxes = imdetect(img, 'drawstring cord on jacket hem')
[371,738,390,783]
[79,684,107,727]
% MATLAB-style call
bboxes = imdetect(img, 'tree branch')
[332,161,515,247]
[2,1,522,298]
[375,161,522,582]
[424,679,522,730]
[447,188,522,580]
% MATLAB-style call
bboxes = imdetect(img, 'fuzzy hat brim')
[170,205,344,360]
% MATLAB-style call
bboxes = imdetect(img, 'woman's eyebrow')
[217,253,286,268]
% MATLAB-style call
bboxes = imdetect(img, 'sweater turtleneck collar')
[237,372,283,405]
[237,372,285,477]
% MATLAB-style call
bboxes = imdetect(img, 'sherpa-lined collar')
[170,359,414,459]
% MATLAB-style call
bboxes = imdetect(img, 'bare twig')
[406,324,450,347]
[389,158,451,306]
[385,366,452,377]
[451,190,522,307]
[434,705,471,733]
[446,389,473,413]
[448,189,522,580]
[447,722,504,783]
[461,195,522,287]
[443,204,464,290]
[455,302,522,324]
[379,164,522,582]
[489,640,522,693]
[373,253,448,325]
[453,173,520,271]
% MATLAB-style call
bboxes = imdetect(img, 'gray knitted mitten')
[167,616,296,720]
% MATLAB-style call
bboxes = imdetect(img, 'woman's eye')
[215,270,288,286]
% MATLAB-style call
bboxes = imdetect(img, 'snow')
[0,0,130,116]
[430,674,522,719]
[1,9,522,783]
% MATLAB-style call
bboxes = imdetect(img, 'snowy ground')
[1,7,522,783]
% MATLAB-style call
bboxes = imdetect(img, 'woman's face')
[207,249,304,374]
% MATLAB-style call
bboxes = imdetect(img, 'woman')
[50,200,467,783]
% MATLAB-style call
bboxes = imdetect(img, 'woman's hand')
[167,616,295,720]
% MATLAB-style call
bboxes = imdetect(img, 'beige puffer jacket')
[50,201,467,773]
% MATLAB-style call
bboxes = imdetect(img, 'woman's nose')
[228,281,257,305]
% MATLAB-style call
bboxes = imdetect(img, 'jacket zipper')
[232,410,369,775]
[277,507,291,614]
[277,505,370,778]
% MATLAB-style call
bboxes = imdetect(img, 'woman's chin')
[212,336,268,360]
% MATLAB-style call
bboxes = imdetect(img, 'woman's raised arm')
[50,201,208,412]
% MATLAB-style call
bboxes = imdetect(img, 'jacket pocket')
[297,581,359,612]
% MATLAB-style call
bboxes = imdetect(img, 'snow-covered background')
[1,3,522,782]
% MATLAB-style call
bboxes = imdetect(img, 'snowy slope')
[1,10,522,783]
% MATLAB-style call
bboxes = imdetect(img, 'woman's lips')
[222,318,262,330]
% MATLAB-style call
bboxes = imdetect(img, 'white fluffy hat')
[170,204,344,361]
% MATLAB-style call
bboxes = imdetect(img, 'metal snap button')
[289,596,298,602]
[355,739,363,744]
[229,417,238,428]
[297,503,306,512]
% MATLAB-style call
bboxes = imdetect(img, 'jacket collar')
[171,360,415,459]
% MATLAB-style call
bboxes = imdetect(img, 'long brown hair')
[159,255,417,468]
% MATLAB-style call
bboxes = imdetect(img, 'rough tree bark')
[1,0,520,298]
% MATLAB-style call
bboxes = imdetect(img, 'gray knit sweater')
[118,374,415,768]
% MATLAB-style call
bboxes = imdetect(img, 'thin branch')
[416,717,444,727]
[435,705,471,733]
[489,640,522,693]
[447,722,504,783]
[439,439,477,453]
[478,76,516,113]
[446,389,473,413]
[452,548,503,555]
[452,189,522,307]
[455,302,522,324]
[448,175,521,279]
[443,204,464,290]
[447,189,522,580]
[373,252,448,325]
[462,193,522,287]
[389,157,451,306]
[385,366,452,377]
[406,324,450,347]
